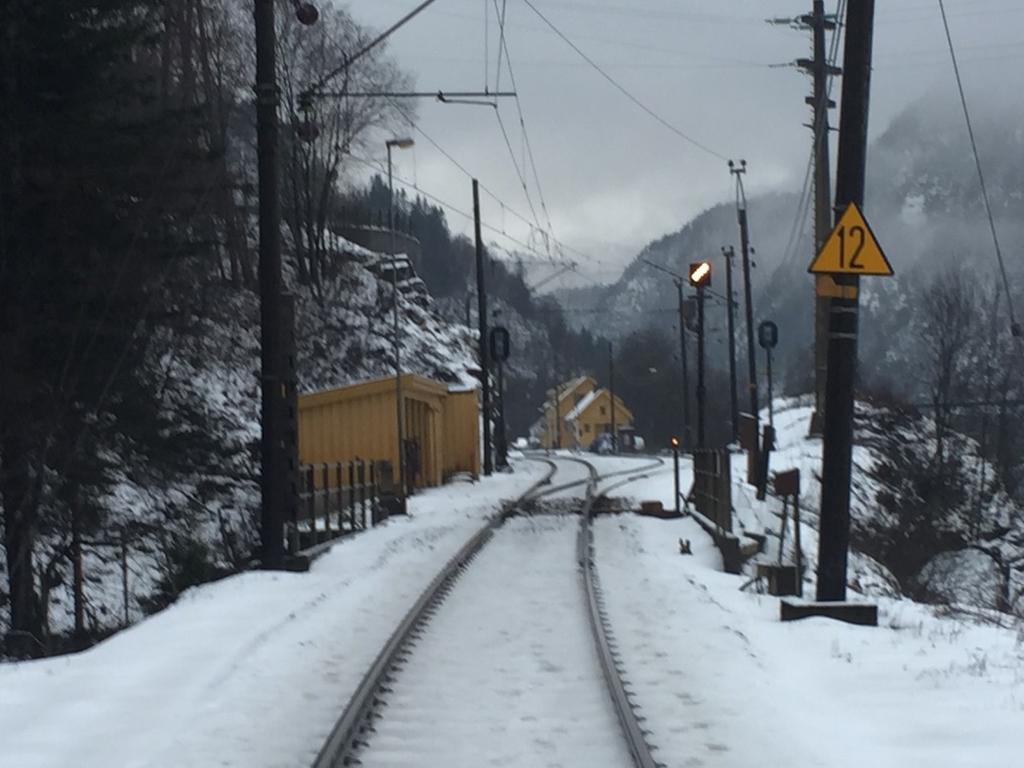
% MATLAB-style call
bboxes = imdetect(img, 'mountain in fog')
[558,86,1024,401]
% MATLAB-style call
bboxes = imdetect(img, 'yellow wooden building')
[298,374,480,489]
[565,388,634,448]
[538,376,634,450]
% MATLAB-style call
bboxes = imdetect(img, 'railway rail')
[311,455,664,768]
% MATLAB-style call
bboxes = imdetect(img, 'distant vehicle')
[512,437,529,450]
[590,430,646,454]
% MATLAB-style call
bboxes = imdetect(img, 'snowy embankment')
[595,510,1024,767]
[0,461,545,768]
[595,419,1024,767]
[12,233,481,641]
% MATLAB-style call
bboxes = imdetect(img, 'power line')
[938,0,1018,336]
[537,306,678,315]
[780,0,845,268]
[348,154,585,270]
[520,0,729,162]
[495,0,509,91]
[493,106,547,254]
[492,0,560,257]
[385,97,614,269]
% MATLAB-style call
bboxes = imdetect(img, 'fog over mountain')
[555,86,1024,401]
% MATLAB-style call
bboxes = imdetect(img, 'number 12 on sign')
[809,202,893,277]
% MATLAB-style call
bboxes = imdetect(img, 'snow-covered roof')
[558,375,593,401]
[565,389,600,421]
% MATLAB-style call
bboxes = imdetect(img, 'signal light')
[670,436,679,448]
[689,261,711,287]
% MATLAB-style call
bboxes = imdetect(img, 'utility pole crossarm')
[308,90,517,100]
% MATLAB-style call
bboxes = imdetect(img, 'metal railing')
[291,460,390,553]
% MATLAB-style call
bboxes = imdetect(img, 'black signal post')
[758,320,779,429]
[473,179,492,476]
[730,161,759,433]
[757,320,779,501]
[675,280,692,451]
[255,0,317,569]
[722,246,740,443]
[689,261,711,449]
[672,436,681,517]
[490,325,511,470]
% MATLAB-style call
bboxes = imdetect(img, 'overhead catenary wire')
[520,0,730,162]
[384,98,615,270]
[349,154,603,276]
[491,0,560,256]
[937,0,1018,335]
[493,106,547,254]
[494,0,509,91]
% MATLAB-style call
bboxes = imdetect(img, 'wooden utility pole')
[473,179,492,475]
[722,246,740,442]
[549,381,557,450]
[554,376,562,449]
[71,493,84,641]
[816,0,875,602]
[801,0,840,435]
[730,161,759,428]
[608,342,617,451]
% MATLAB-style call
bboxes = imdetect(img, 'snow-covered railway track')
[311,457,661,768]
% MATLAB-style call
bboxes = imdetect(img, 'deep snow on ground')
[5,449,1022,768]
[596,510,1024,767]
[360,514,630,768]
[0,461,546,768]
[596,457,1024,767]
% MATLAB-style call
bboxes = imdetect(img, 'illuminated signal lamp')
[689,261,711,287]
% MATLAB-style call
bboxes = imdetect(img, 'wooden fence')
[691,449,733,533]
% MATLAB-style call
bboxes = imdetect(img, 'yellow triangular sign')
[808,202,893,276]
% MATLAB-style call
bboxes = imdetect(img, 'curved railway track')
[311,455,664,768]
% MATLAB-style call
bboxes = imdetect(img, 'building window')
[584,423,590,433]
[600,406,606,416]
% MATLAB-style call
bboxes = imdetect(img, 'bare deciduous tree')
[918,267,979,467]
[277,1,412,296]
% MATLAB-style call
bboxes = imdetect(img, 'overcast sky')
[348,0,1019,287]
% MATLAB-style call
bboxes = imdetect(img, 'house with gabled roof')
[535,376,634,450]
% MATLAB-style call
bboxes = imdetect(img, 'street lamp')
[387,137,414,510]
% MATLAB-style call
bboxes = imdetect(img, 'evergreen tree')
[0,0,213,648]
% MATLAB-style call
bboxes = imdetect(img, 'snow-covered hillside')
[3,235,479,643]
[556,89,1024,402]
[736,397,1024,615]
